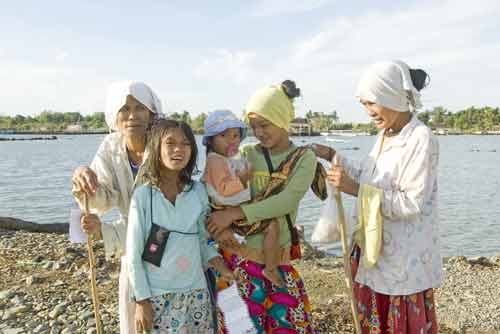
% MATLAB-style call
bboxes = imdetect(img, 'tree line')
[0,111,106,131]
[0,110,207,133]
[416,106,500,131]
[304,106,500,134]
[304,110,378,134]
[1,106,498,133]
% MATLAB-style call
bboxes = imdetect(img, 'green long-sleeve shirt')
[240,143,317,250]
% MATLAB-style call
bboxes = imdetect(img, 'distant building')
[66,124,83,132]
[289,118,312,136]
[432,128,464,135]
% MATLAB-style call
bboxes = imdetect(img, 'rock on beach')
[1,228,499,333]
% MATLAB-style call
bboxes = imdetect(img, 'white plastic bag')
[218,284,258,334]
[311,182,341,243]
[69,208,87,243]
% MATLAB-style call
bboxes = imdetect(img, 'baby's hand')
[236,162,252,188]
[236,165,252,186]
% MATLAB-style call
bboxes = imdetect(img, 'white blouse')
[340,116,443,295]
[73,132,138,258]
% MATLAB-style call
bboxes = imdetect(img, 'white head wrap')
[105,81,164,131]
[355,60,422,112]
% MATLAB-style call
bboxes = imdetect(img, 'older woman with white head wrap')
[72,81,164,334]
[104,80,164,132]
[313,61,442,334]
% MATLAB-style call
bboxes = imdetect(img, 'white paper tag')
[218,284,257,334]
[69,208,87,243]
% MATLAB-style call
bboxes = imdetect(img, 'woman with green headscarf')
[207,80,316,333]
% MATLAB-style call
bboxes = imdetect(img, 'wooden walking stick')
[333,156,362,334]
[83,194,104,334]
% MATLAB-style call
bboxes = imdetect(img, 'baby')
[202,109,283,286]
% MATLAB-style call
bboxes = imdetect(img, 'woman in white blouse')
[314,60,442,334]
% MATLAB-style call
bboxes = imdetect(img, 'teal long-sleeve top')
[126,182,219,302]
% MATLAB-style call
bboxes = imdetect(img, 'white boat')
[325,137,349,143]
[321,131,371,137]
[329,132,357,137]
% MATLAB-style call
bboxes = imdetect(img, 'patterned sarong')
[351,246,439,334]
[220,250,315,334]
[151,289,214,334]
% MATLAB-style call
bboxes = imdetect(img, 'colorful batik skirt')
[150,289,214,334]
[351,246,439,334]
[220,250,314,334]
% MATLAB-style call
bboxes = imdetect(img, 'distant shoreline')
[1,130,500,136]
[0,130,108,135]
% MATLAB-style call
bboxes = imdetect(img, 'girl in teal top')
[126,119,234,334]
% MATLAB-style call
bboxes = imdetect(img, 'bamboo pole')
[83,195,103,334]
[333,157,362,334]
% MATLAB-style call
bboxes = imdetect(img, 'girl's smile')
[160,128,192,171]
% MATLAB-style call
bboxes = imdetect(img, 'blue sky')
[1,0,499,122]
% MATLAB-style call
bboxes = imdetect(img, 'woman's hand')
[207,207,244,238]
[135,300,153,332]
[310,143,335,161]
[81,214,102,238]
[327,165,359,196]
[72,166,99,196]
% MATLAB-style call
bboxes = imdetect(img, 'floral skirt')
[351,246,438,334]
[221,250,314,334]
[150,289,214,334]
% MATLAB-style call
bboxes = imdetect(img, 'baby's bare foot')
[263,268,283,287]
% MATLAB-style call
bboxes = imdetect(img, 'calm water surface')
[1,134,499,256]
